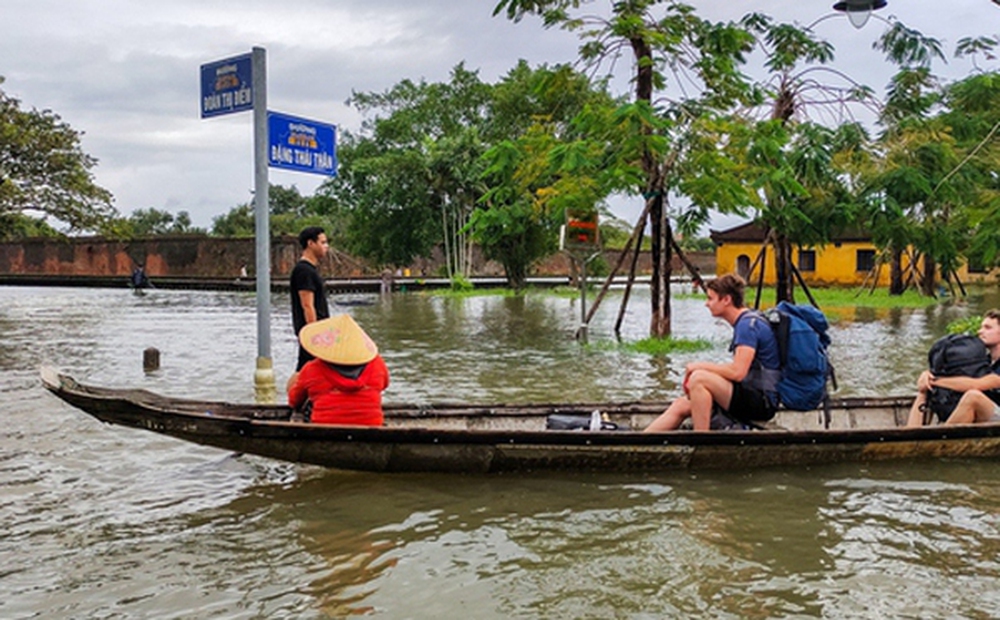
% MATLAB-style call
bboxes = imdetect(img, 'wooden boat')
[41,367,1000,473]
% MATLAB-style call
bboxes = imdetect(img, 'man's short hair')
[298,226,325,249]
[706,273,746,308]
[985,308,1000,323]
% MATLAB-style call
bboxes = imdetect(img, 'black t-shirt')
[290,259,329,334]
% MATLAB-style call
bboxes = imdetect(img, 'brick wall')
[0,236,714,279]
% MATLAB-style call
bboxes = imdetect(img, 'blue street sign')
[200,53,253,118]
[267,111,337,176]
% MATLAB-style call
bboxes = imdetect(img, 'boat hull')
[41,368,1000,473]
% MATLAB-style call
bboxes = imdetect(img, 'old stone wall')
[0,236,714,279]
[0,236,371,279]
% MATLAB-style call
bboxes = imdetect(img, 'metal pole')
[578,256,588,343]
[252,46,276,403]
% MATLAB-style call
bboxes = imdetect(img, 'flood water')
[3,284,1000,618]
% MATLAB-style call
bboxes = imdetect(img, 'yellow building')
[710,222,998,287]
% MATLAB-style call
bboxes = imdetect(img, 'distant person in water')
[130,265,150,289]
[643,273,780,432]
[907,309,1000,427]
[287,314,390,426]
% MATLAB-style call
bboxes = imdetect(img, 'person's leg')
[945,391,997,425]
[686,370,735,431]
[644,396,693,432]
[906,392,929,427]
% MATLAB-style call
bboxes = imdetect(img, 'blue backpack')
[763,302,836,416]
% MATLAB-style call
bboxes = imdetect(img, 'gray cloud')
[0,0,992,228]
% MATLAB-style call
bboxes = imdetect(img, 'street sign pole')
[201,47,335,402]
[251,46,276,404]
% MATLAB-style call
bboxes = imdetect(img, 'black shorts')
[726,381,777,423]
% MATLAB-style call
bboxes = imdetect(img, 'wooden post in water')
[143,347,160,373]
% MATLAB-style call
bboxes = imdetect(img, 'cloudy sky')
[1,0,994,232]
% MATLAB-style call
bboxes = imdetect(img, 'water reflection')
[213,464,1000,618]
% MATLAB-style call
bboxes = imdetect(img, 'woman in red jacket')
[288,314,389,426]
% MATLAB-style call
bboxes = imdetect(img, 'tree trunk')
[649,192,671,337]
[889,248,904,295]
[631,35,671,337]
[921,253,937,297]
[775,234,793,304]
[505,258,527,291]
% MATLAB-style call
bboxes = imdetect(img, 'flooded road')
[3,285,1000,618]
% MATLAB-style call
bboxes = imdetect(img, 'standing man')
[907,309,1000,426]
[288,226,330,391]
[644,273,781,432]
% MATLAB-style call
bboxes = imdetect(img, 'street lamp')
[832,0,888,29]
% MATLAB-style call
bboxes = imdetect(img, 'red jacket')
[288,356,389,426]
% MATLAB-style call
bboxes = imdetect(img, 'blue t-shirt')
[731,310,781,406]
[732,310,781,372]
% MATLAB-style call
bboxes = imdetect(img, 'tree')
[211,202,254,237]
[939,66,1000,273]
[472,63,619,289]
[0,212,61,240]
[0,76,116,237]
[318,65,492,270]
[475,128,563,289]
[118,207,204,236]
[862,24,973,296]
[319,61,609,280]
[210,184,329,238]
[716,13,893,304]
[319,135,443,267]
[494,1,759,335]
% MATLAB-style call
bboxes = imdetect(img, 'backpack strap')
[732,310,781,395]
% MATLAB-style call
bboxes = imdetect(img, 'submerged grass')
[431,281,953,310]
[676,286,942,309]
[588,336,713,356]
[425,285,593,299]
[424,286,519,298]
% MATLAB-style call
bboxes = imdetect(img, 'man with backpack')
[644,274,781,432]
[907,309,1000,427]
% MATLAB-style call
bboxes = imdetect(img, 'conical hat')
[299,314,378,365]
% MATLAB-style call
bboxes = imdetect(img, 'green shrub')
[946,315,982,335]
[450,274,474,292]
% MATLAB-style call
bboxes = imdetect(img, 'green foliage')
[317,64,494,268]
[0,212,61,240]
[426,286,518,299]
[0,76,116,236]
[209,184,334,238]
[946,315,983,336]
[211,202,254,237]
[450,274,474,292]
[320,60,613,278]
[682,286,941,310]
[874,22,946,69]
[119,208,204,236]
[678,236,714,252]
[467,197,557,290]
[585,254,610,278]
[940,72,1000,272]
[598,219,632,250]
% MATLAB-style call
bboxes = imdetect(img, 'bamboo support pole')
[583,196,655,326]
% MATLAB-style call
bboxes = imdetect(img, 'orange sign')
[565,210,599,249]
